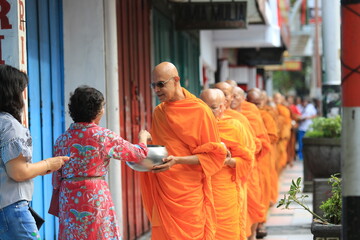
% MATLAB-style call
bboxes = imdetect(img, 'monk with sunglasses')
[140,62,227,240]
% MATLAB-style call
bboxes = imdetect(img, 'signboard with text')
[172,2,247,30]
[264,60,303,71]
[0,0,28,126]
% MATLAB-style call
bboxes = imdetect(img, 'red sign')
[0,0,28,126]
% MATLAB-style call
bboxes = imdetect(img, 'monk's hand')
[226,149,231,159]
[225,157,236,168]
[151,155,177,173]
[220,142,231,159]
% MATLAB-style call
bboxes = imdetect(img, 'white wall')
[63,0,106,127]
[228,66,256,87]
[200,31,217,87]
[62,0,124,234]
[200,30,217,71]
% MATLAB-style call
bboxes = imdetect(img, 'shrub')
[305,115,341,138]
[319,174,342,224]
[277,174,341,225]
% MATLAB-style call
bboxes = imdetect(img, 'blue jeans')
[297,130,306,160]
[0,200,40,240]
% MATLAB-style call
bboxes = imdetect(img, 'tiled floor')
[137,161,314,240]
[265,160,313,240]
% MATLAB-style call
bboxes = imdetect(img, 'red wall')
[117,0,152,239]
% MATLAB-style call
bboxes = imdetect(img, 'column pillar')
[341,0,360,239]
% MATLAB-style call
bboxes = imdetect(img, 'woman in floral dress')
[52,86,150,240]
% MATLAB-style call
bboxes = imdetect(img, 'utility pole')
[322,0,341,117]
[314,0,322,95]
[341,0,360,239]
[310,0,322,102]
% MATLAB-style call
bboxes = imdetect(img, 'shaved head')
[260,90,268,107]
[153,62,179,79]
[246,88,262,108]
[152,62,184,102]
[214,82,234,109]
[200,89,225,118]
[273,92,283,105]
[225,79,237,88]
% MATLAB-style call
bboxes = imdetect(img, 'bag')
[48,188,60,217]
[29,206,45,230]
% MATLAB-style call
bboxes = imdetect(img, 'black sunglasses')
[150,77,173,89]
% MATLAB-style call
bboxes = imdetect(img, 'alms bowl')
[126,145,168,172]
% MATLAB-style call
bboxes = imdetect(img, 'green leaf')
[296,177,302,187]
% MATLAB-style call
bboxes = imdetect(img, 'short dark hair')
[0,64,28,123]
[68,86,104,123]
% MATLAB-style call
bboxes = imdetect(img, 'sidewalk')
[138,161,313,240]
[264,160,313,240]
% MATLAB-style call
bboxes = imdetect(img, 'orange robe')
[238,101,272,225]
[264,105,283,173]
[259,109,279,204]
[224,108,265,236]
[214,117,254,240]
[276,104,292,170]
[140,88,227,240]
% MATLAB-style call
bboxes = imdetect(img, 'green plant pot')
[311,221,341,240]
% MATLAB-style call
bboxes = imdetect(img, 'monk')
[233,89,270,239]
[273,92,292,171]
[200,89,254,240]
[259,90,281,204]
[214,82,265,240]
[247,89,279,207]
[140,62,227,240]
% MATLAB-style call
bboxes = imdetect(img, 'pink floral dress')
[53,123,148,240]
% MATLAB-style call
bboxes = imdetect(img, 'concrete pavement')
[264,160,313,240]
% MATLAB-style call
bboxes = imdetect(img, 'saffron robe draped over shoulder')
[259,109,279,204]
[217,116,255,240]
[223,108,265,237]
[264,105,282,172]
[235,102,272,232]
[140,88,227,240]
[224,109,261,154]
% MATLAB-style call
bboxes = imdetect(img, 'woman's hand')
[43,156,70,174]
[138,130,152,145]
[6,155,69,182]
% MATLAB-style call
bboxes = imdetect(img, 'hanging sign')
[172,1,247,30]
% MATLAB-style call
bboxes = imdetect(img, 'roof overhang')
[168,0,248,30]
[211,24,282,48]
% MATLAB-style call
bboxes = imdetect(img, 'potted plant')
[302,116,341,192]
[277,175,342,239]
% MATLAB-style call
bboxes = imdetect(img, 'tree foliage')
[272,57,311,95]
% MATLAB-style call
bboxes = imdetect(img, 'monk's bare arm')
[151,155,199,173]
